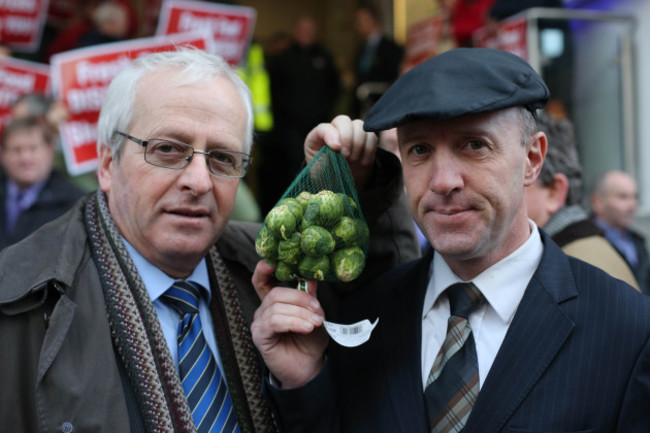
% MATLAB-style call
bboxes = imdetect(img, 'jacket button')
[61,422,74,432]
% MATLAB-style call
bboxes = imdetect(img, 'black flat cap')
[364,47,550,132]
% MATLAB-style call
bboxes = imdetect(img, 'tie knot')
[162,280,203,315]
[446,282,485,319]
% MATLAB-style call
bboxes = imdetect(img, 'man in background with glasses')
[0,48,419,433]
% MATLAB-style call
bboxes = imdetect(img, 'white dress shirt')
[123,239,224,373]
[421,220,543,389]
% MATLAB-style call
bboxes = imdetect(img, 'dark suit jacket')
[351,36,404,117]
[268,230,650,432]
[0,171,85,250]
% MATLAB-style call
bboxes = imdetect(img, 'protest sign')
[473,16,528,61]
[156,0,256,66]
[0,0,50,53]
[0,56,50,129]
[50,32,211,175]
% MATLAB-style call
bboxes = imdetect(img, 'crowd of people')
[1,1,650,432]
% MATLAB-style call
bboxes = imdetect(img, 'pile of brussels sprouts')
[255,190,369,283]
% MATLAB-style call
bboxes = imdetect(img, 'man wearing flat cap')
[251,48,650,432]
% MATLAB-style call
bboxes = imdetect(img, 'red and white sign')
[0,56,50,130]
[156,0,256,67]
[402,15,446,73]
[50,32,211,175]
[473,16,528,61]
[0,0,50,53]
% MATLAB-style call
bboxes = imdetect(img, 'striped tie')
[162,281,240,433]
[424,282,485,433]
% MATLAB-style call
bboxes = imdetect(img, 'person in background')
[252,47,650,432]
[264,14,341,213]
[0,116,85,249]
[526,112,639,290]
[591,170,650,294]
[379,127,429,254]
[11,92,99,192]
[0,48,418,432]
[78,1,130,48]
[351,3,404,118]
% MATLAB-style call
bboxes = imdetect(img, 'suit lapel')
[381,252,432,433]
[465,231,577,432]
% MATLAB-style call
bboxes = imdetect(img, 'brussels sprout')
[265,204,297,240]
[255,225,278,260]
[278,197,304,221]
[300,216,312,232]
[296,191,312,211]
[331,247,366,282]
[275,261,298,282]
[298,255,330,281]
[356,219,370,247]
[304,190,344,227]
[301,225,335,257]
[338,193,358,216]
[277,232,302,264]
[331,216,360,248]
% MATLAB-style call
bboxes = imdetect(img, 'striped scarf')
[84,191,276,433]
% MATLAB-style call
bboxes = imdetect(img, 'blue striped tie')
[162,281,240,433]
[424,282,485,432]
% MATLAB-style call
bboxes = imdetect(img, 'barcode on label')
[340,325,363,335]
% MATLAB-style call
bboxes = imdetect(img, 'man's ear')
[97,145,114,193]
[546,173,569,214]
[524,131,547,187]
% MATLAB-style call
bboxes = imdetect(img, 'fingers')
[304,115,377,165]
[253,286,325,341]
[331,116,377,164]
[252,260,278,301]
[304,121,342,163]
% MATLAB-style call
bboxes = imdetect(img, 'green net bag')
[255,145,369,284]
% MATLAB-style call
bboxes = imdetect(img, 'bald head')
[591,170,638,230]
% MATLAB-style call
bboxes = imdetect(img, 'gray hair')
[518,107,538,147]
[96,48,254,159]
[535,111,583,205]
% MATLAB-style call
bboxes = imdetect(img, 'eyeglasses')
[114,131,252,178]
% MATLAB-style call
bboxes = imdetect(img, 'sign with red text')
[403,14,447,73]
[50,32,211,175]
[156,0,256,66]
[473,16,528,61]
[0,56,50,130]
[0,0,50,53]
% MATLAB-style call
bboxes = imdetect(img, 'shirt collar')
[7,178,46,208]
[594,217,631,239]
[367,31,381,47]
[122,238,211,302]
[423,220,543,324]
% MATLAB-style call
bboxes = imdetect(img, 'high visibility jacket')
[237,43,273,132]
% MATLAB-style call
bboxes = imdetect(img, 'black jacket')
[0,170,85,250]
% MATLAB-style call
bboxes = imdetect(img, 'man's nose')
[179,151,213,195]
[428,151,463,196]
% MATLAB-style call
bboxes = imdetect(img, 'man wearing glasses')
[0,48,419,433]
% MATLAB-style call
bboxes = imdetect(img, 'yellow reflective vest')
[237,43,274,132]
